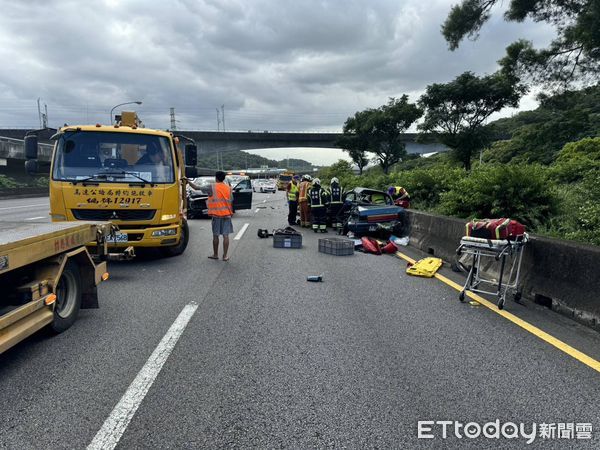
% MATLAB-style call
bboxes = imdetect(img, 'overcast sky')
[0,0,553,163]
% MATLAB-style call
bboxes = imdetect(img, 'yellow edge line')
[394,250,600,373]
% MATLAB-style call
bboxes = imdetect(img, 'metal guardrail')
[0,136,53,162]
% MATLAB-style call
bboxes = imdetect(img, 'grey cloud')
[0,0,553,131]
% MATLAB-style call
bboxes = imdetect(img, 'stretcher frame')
[456,234,528,310]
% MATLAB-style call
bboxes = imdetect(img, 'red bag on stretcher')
[465,218,526,241]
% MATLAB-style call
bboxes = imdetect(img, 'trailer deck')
[0,221,112,354]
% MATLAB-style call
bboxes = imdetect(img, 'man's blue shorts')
[211,217,234,236]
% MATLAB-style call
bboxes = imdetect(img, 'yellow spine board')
[406,257,443,278]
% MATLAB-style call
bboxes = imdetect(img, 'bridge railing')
[0,136,53,162]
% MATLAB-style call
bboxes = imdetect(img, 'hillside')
[484,85,600,164]
[197,150,315,172]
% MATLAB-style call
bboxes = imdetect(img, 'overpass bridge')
[0,129,447,168]
[174,130,447,155]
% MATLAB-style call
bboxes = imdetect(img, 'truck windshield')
[52,131,175,184]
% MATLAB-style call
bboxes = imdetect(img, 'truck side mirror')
[24,134,39,175]
[25,135,39,160]
[185,166,198,178]
[184,144,197,166]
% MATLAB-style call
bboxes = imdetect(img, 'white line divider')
[87,302,199,450]
[254,208,260,213]
[24,216,45,221]
[234,223,249,240]
[0,203,47,211]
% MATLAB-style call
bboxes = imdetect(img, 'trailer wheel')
[52,260,82,333]
[162,219,189,257]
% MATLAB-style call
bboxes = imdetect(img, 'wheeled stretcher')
[456,234,528,310]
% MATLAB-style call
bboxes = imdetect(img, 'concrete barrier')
[407,210,600,331]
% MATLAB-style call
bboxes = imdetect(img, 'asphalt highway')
[1,193,600,448]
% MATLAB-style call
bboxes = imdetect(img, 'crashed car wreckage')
[336,187,407,238]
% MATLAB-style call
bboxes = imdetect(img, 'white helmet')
[331,177,339,184]
[302,174,311,181]
[313,178,321,185]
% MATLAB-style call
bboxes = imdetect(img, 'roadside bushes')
[551,137,600,183]
[321,158,598,246]
[0,175,21,188]
[545,171,600,245]
[391,166,465,209]
[438,164,558,228]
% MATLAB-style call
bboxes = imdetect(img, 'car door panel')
[233,179,253,210]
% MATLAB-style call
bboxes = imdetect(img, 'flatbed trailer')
[0,221,111,354]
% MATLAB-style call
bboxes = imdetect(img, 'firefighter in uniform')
[309,178,328,233]
[388,186,410,206]
[327,177,344,230]
[298,174,312,228]
[287,175,300,225]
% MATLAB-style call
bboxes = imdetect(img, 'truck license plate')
[108,232,128,243]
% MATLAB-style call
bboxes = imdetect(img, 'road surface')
[1,193,600,448]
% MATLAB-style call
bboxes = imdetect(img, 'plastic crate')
[273,233,302,249]
[318,237,354,256]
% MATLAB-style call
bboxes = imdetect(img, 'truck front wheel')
[161,219,189,257]
[52,260,82,333]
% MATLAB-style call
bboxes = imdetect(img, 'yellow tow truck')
[24,112,198,257]
[0,221,111,354]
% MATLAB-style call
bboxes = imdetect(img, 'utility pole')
[170,107,177,131]
[221,104,225,131]
[37,98,42,128]
[216,108,221,131]
[43,103,48,128]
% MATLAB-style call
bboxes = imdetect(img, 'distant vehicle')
[276,172,294,190]
[337,187,406,236]
[186,177,213,219]
[253,179,276,193]
[187,176,253,219]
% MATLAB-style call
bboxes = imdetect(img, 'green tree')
[442,0,600,89]
[336,110,371,175]
[418,71,524,170]
[367,96,423,174]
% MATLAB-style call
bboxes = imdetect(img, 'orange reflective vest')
[298,181,310,202]
[207,182,233,217]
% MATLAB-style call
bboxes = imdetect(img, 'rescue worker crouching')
[327,177,344,230]
[298,174,312,228]
[309,178,328,233]
[287,175,300,226]
[388,185,410,207]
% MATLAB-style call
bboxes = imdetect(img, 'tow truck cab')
[26,112,198,257]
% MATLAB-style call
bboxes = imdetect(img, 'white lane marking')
[255,208,260,213]
[234,223,249,240]
[24,216,46,221]
[87,302,198,450]
[262,199,266,203]
[0,203,47,211]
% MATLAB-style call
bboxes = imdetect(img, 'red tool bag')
[361,236,382,254]
[465,218,526,240]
